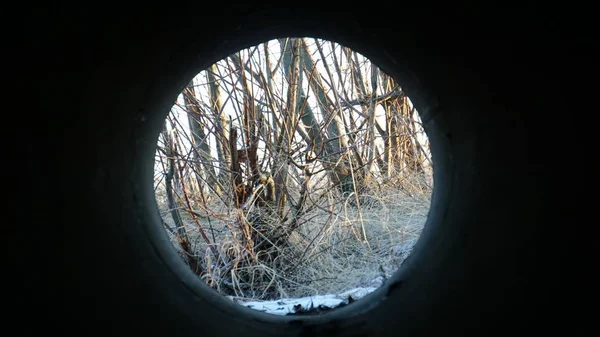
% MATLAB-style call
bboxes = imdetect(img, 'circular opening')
[153,37,433,316]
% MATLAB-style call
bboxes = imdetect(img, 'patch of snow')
[229,287,378,315]
[339,287,377,298]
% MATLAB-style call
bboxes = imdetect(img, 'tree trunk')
[281,38,352,193]
[206,64,230,182]
[182,81,219,192]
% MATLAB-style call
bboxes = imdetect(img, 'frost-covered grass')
[156,175,431,309]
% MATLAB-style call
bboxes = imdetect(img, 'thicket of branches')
[154,38,432,300]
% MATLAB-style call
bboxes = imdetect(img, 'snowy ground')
[228,287,377,315]
[220,238,418,315]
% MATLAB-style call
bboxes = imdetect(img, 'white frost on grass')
[229,287,377,315]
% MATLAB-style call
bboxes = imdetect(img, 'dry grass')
[156,174,431,300]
